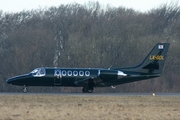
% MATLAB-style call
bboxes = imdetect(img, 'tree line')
[0,2,180,92]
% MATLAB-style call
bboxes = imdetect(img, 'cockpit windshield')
[30,68,46,77]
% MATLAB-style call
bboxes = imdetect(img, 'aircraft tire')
[82,87,88,93]
[88,90,93,93]
[22,86,28,93]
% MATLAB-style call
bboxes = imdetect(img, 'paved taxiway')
[0,92,180,96]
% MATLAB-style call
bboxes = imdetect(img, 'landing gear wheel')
[22,86,28,93]
[88,90,93,93]
[82,87,93,93]
[82,87,88,93]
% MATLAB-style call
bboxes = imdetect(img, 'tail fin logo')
[158,45,164,49]
[149,55,164,60]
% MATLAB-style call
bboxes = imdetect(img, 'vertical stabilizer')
[112,43,170,75]
[135,43,170,74]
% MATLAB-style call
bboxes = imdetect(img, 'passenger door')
[54,69,62,85]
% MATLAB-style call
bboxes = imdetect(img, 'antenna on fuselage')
[108,65,112,70]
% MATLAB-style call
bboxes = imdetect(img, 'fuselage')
[6,67,159,87]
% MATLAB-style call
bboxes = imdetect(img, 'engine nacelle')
[99,70,127,80]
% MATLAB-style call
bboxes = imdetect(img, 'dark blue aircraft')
[6,43,170,93]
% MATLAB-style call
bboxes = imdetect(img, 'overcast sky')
[0,0,179,13]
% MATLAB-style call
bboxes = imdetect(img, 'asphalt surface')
[0,92,180,96]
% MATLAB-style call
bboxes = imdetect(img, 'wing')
[74,77,107,87]
[74,77,95,86]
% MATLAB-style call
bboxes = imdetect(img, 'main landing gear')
[82,87,93,93]
[22,85,28,93]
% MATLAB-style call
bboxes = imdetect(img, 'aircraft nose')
[6,76,20,84]
[6,74,30,85]
[6,78,14,84]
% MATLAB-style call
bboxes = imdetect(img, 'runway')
[0,92,180,96]
[1,92,180,120]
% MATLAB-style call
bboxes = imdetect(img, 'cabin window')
[54,70,61,76]
[85,71,90,76]
[55,70,90,77]
[31,68,46,77]
[68,71,72,76]
[79,71,84,76]
[73,71,78,76]
[62,70,66,76]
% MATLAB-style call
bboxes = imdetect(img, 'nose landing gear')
[22,85,28,93]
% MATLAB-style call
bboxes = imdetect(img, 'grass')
[0,95,180,120]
